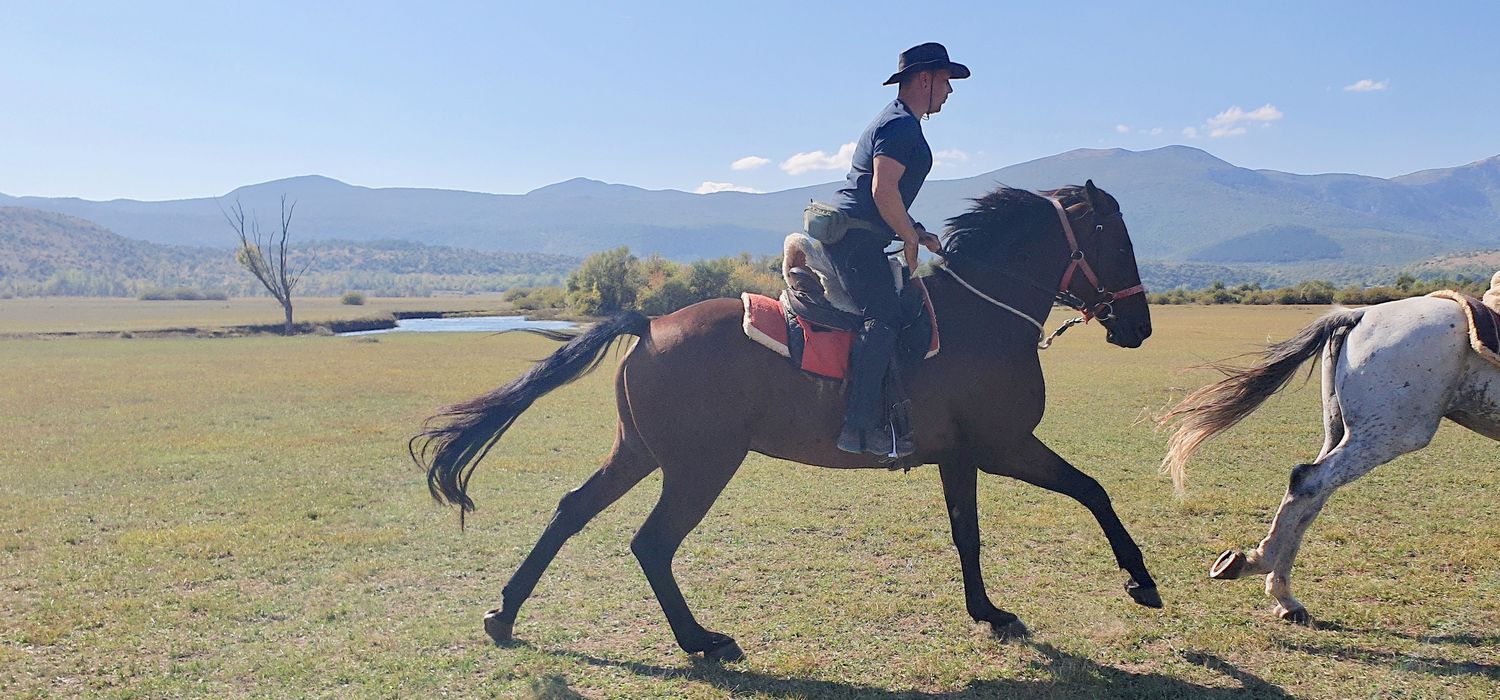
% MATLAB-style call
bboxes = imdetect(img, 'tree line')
[504,250,1498,318]
[503,247,783,316]
[1148,274,1491,306]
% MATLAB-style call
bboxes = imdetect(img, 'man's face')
[923,69,954,113]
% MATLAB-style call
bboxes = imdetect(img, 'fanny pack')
[803,201,875,245]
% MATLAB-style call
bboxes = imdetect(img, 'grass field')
[0,295,514,335]
[1,304,1497,698]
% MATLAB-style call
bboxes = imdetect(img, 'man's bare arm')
[872,155,922,269]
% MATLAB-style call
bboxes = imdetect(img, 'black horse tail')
[1158,307,1364,494]
[410,311,651,521]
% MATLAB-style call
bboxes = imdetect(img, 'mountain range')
[2,146,1496,268]
[0,207,576,297]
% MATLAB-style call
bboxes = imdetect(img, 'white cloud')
[730,155,770,171]
[694,181,761,194]
[1148,127,1163,136]
[1182,126,1199,139]
[1344,78,1388,92]
[934,148,969,166]
[780,143,856,176]
[1115,124,1131,134]
[1200,103,1283,138]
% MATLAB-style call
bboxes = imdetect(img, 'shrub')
[340,291,367,305]
[637,278,696,315]
[566,247,640,314]
[138,287,229,301]
[510,286,566,311]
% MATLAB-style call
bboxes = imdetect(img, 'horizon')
[5,145,1498,205]
[4,2,1499,201]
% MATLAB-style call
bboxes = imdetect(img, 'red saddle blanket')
[741,287,940,381]
[1428,290,1500,358]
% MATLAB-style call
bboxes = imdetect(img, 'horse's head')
[942,181,1151,349]
[1065,180,1151,348]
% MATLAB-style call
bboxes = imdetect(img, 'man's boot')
[837,320,898,456]
[884,360,916,458]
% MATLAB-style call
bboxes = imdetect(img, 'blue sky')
[3,1,1497,200]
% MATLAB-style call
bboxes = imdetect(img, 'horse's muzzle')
[1106,319,1152,348]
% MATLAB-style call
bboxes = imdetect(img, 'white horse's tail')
[1158,308,1365,493]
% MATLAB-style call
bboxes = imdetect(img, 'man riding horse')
[829,42,967,457]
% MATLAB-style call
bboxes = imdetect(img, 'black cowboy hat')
[882,42,971,86]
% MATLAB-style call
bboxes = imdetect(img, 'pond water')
[341,315,577,336]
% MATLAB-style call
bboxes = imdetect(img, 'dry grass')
[0,304,1496,698]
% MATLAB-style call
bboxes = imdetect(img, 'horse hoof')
[1276,605,1311,626]
[701,638,745,663]
[1209,550,1247,580]
[1126,582,1163,609]
[483,609,513,646]
[990,618,1030,641]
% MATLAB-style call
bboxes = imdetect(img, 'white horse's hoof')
[1275,604,1311,625]
[1209,550,1247,580]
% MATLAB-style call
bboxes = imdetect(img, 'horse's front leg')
[937,461,1029,639]
[994,434,1162,608]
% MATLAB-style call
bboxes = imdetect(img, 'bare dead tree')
[223,195,310,334]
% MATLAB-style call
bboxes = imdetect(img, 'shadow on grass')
[1311,619,1500,647]
[527,642,1295,698]
[1284,638,1500,680]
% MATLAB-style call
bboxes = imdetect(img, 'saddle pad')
[742,292,853,378]
[1428,290,1500,369]
[742,292,790,357]
[742,288,940,381]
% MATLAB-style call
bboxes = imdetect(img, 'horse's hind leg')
[1235,433,1416,624]
[631,446,746,661]
[485,428,658,644]
[1211,331,1346,585]
[1315,332,1347,463]
[1213,323,1451,624]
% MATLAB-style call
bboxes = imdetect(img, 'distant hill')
[0,207,577,297]
[1184,225,1342,263]
[3,147,1497,268]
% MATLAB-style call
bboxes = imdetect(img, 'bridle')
[936,195,1146,348]
[1048,198,1146,323]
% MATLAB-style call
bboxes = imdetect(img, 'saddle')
[741,233,939,381]
[1428,290,1500,363]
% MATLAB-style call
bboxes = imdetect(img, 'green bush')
[509,286,566,311]
[637,278,696,315]
[138,287,229,301]
[340,291,367,305]
[566,247,641,315]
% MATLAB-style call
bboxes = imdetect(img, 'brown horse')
[413,181,1159,661]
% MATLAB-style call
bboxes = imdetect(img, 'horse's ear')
[1082,179,1115,215]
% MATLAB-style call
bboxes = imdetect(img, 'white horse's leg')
[1315,328,1347,462]
[1213,337,1349,585]
[1255,438,1409,623]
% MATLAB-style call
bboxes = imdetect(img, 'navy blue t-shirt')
[832,99,932,237]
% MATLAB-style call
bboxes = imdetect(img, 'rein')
[937,195,1146,349]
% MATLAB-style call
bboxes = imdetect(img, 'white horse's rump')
[1161,295,1500,623]
[1485,271,1500,313]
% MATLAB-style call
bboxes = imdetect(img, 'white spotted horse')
[1160,287,1500,624]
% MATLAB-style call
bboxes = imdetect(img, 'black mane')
[943,185,1087,256]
